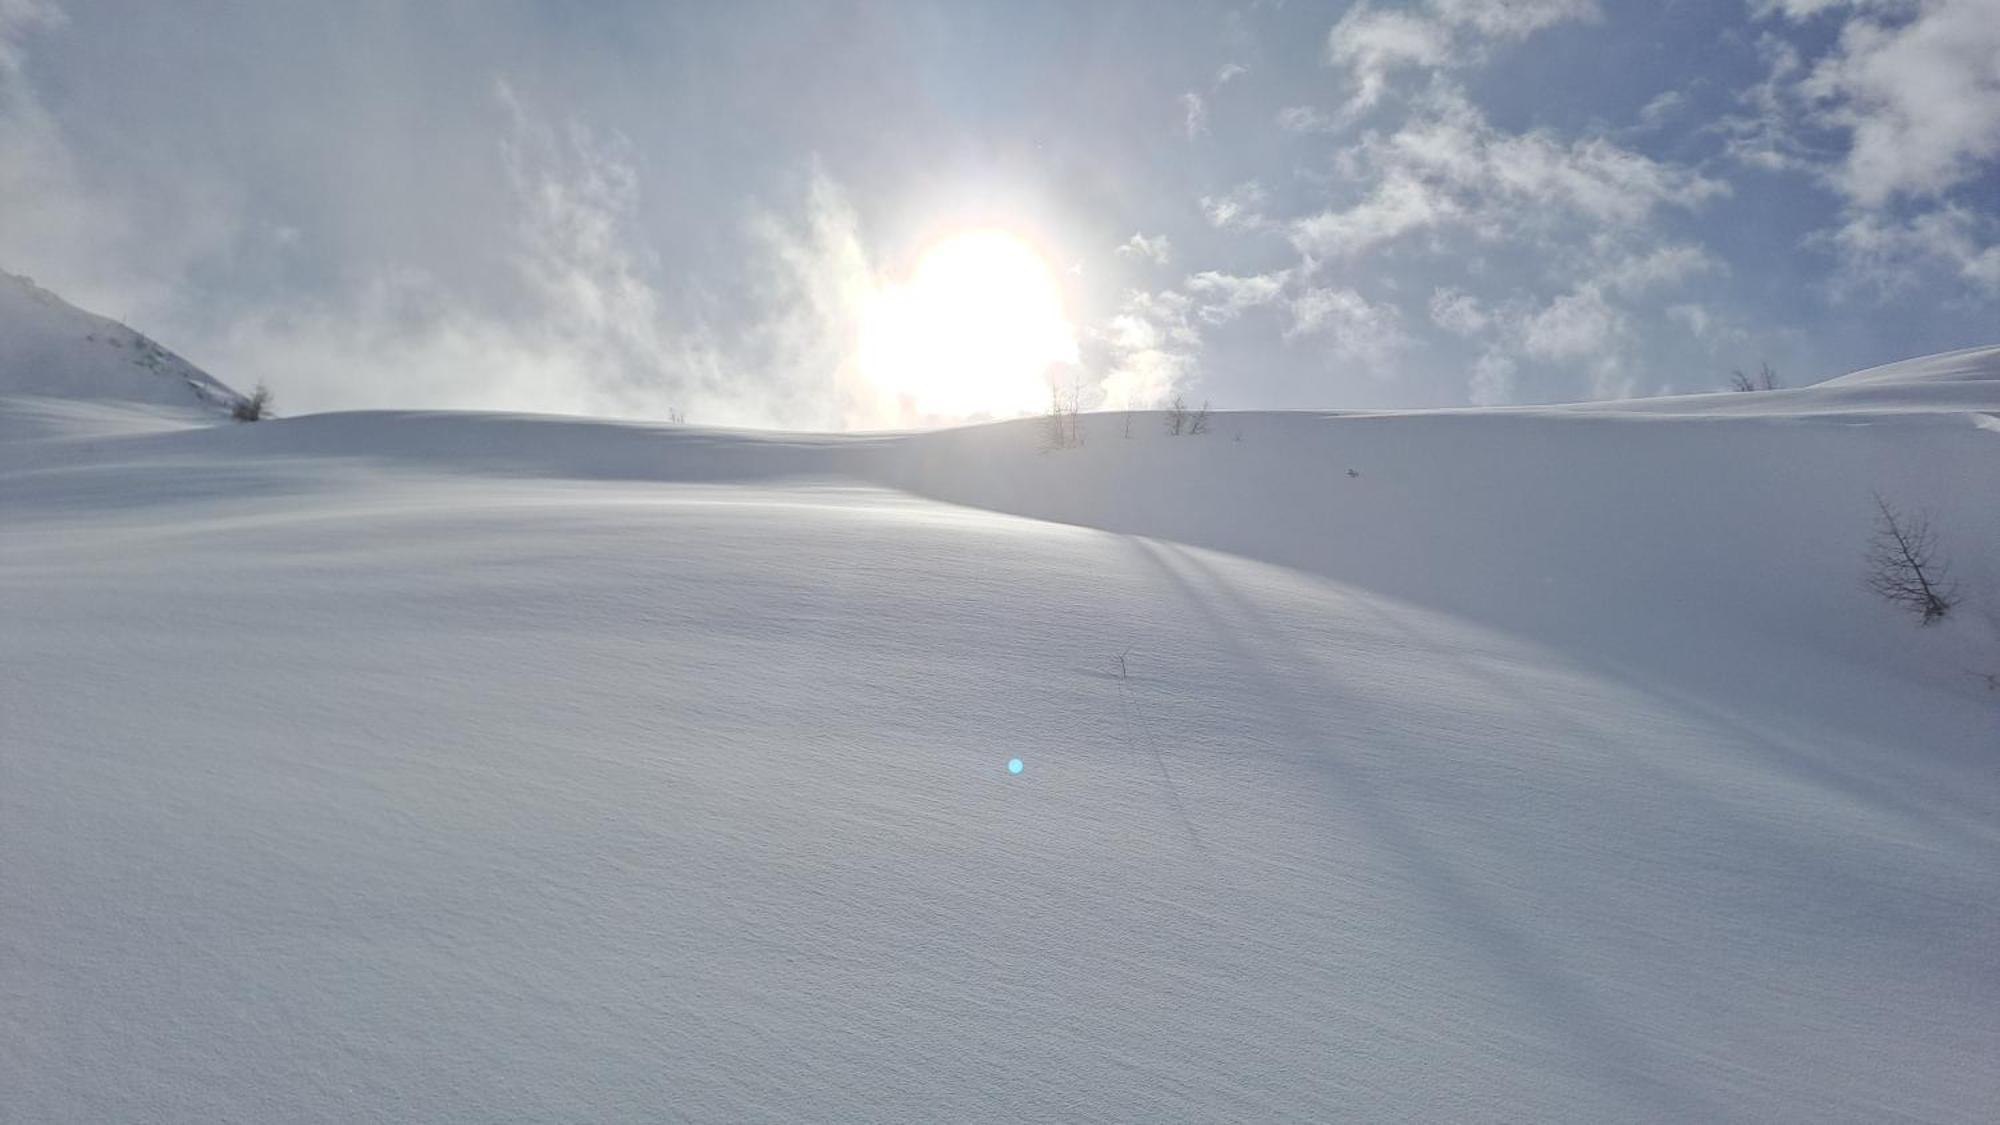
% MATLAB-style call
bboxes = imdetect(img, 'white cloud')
[0,0,61,65]
[1585,355,1637,400]
[1667,302,1717,341]
[1181,91,1208,139]
[209,92,745,423]
[1429,286,1490,334]
[1429,0,1601,39]
[1290,92,1724,258]
[1291,172,1458,257]
[1467,351,1517,404]
[1200,180,1270,229]
[1324,0,1600,118]
[1186,269,1289,324]
[0,0,239,321]
[1276,105,1340,134]
[213,94,913,429]
[1325,3,1455,116]
[1519,284,1623,360]
[1104,286,1192,352]
[1718,33,1814,174]
[1287,286,1409,366]
[1637,89,1687,128]
[1420,239,1714,399]
[1796,0,2000,207]
[1115,232,1173,266]
[1753,0,1871,19]
[1730,1,2000,301]
[1214,62,1248,86]
[1097,289,1199,408]
[1595,242,1722,296]
[1824,203,2000,296]
[1471,123,1729,225]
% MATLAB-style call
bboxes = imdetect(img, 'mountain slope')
[2,338,1997,1121]
[0,269,246,431]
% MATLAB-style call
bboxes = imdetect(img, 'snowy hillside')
[3,319,1999,1120]
[0,269,246,435]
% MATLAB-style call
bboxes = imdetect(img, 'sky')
[1,0,1996,427]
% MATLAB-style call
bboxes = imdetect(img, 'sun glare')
[859,230,1078,420]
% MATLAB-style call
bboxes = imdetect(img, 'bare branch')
[1729,361,1782,392]
[1863,493,1956,624]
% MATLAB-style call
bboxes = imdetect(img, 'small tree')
[1729,361,1781,392]
[1164,394,1188,435]
[233,383,273,422]
[1864,494,1956,624]
[1189,400,1211,435]
[1043,385,1068,450]
[1043,379,1084,451]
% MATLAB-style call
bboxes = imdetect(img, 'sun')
[858,230,1078,420]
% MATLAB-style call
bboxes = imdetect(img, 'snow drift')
[4,290,1998,1122]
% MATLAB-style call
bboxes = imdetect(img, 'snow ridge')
[0,268,245,416]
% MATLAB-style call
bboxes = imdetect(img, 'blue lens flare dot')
[1007,758,1023,775]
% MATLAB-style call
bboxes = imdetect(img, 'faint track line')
[1111,652,1207,854]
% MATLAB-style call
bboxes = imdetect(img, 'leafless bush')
[1043,379,1085,450]
[1161,394,1212,436]
[1729,361,1781,392]
[1864,494,1956,624]
[232,383,273,422]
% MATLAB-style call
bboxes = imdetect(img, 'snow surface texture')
[4,302,1999,1120]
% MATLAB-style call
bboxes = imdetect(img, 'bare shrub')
[1043,379,1085,450]
[1164,394,1188,435]
[1729,361,1781,392]
[1864,494,1956,624]
[1189,400,1210,435]
[233,383,273,422]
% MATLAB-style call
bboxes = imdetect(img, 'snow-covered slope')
[0,269,245,437]
[1562,344,2000,417]
[1822,343,2000,387]
[3,341,1998,1121]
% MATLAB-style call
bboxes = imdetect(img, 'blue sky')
[2,0,1996,425]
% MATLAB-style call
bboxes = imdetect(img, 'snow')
[3,294,1998,1121]
[1822,344,2000,387]
[0,269,245,434]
